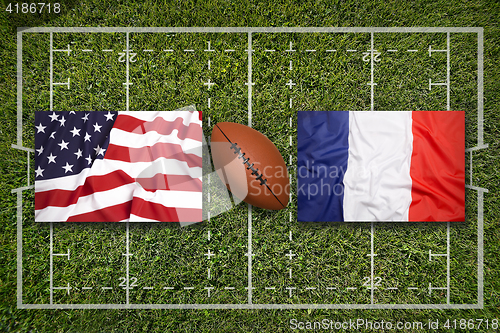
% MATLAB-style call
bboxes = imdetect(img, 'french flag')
[297,111,465,222]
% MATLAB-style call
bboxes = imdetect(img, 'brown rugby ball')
[211,122,289,210]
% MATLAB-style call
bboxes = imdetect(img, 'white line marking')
[208,97,211,109]
[387,49,398,52]
[326,287,337,290]
[286,287,296,297]
[163,49,174,52]
[370,32,375,112]
[204,249,215,259]
[82,49,92,52]
[53,45,71,54]
[265,287,275,290]
[289,60,292,70]
[208,60,211,70]
[289,230,292,241]
[407,49,418,52]
[265,49,275,52]
[347,287,357,290]
[306,287,316,290]
[285,250,296,260]
[208,268,211,279]
[428,45,447,56]
[289,268,292,279]
[370,221,375,304]
[305,49,316,52]
[143,49,154,52]
[49,221,53,304]
[163,287,174,290]
[125,32,130,112]
[143,287,153,290]
[386,287,398,290]
[289,97,292,108]
[102,287,113,290]
[429,249,447,261]
[447,32,450,111]
[407,287,418,290]
[184,49,194,52]
[347,49,357,52]
[205,41,214,52]
[289,155,292,165]
[447,221,450,304]
[470,151,473,185]
[225,287,235,290]
[247,32,254,306]
[184,287,194,290]
[82,287,92,290]
[289,135,292,146]
[466,184,489,192]
[102,49,113,52]
[286,41,295,52]
[225,49,235,52]
[204,78,215,90]
[205,287,214,297]
[326,49,336,52]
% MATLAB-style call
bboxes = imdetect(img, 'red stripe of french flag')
[409,111,465,222]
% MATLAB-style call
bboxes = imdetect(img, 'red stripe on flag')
[409,111,465,222]
[136,174,202,192]
[35,170,135,210]
[104,143,202,168]
[130,197,202,222]
[113,114,202,141]
[67,201,133,222]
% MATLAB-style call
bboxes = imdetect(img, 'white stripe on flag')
[109,128,202,153]
[343,111,413,221]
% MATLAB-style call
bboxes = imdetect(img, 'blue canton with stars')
[35,111,118,181]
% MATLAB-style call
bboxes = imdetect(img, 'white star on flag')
[58,140,69,150]
[93,123,102,133]
[49,112,59,122]
[105,112,115,121]
[35,166,44,177]
[59,116,66,127]
[62,162,73,173]
[70,127,81,137]
[36,123,46,133]
[74,149,83,159]
[47,153,57,164]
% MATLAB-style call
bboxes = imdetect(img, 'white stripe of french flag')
[297,111,465,222]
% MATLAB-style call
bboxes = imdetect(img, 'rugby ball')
[211,122,289,210]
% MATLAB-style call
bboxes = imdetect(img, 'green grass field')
[1,1,499,332]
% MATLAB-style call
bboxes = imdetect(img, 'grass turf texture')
[1,0,499,332]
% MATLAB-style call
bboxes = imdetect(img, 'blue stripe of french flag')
[297,111,465,222]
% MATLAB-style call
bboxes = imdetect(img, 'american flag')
[34,110,202,222]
